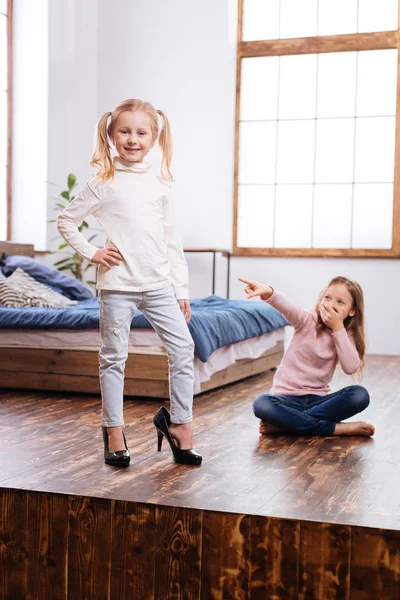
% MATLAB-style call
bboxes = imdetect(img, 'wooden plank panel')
[155,505,202,600]
[68,496,112,600]
[201,511,250,600]
[239,30,400,58]
[0,241,34,257]
[0,371,169,397]
[250,516,300,599]
[110,500,156,600]
[298,521,351,600]
[0,347,169,380]
[350,526,400,600]
[0,488,28,599]
[26,491,68,600]
[233,247,400,258]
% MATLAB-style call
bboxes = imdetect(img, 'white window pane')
[356,50,397,117]
[242,0,280,41]
[313,185,352,248]
[237,185,275,247]
[279,54,317,119]
[315,119,355,183]
[358,0,398,33]
[354,117,395,182]
[0,166,6,240]
[240,57,279,121]
[0,90,6,167]
[238,122,277,184]
[0,15,7,91]
[275,185,313,247]
[352,184,393,248]
[317,53,357,118]
[276,121,315,184]
[318,0,357,35]
[280,0,318,39]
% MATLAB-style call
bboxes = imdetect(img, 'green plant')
[51,173,97,284]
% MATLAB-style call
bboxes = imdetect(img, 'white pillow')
[0,268,77,308]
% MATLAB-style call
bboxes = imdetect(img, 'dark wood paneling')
[0,488,28,600]
[155,505,202,600]
[250,516,300,599]
[68,496,112,600]
[0,489,400,599]
[26,491,68,600]
[299,521,351,600]
[110,500,156,600]
[350,526,400,600]
[201,511,250,600]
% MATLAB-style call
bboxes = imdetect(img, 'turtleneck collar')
[114,156,151,174]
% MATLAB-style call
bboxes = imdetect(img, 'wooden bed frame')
[0,242,284,397]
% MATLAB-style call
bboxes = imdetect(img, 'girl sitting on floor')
[238,276,374,437]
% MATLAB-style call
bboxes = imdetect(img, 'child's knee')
[351,385,370,412]
[253,394,271,419]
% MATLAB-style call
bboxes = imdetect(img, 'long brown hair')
[90,99,173,182]
[315,276,366,371]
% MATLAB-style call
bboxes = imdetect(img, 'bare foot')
[107,426,126,451]
[259,421,286,435]
[333,421,375,437]
[169,423,193,450]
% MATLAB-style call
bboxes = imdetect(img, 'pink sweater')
[267,290,361,396]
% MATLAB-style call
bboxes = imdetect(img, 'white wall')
[35,0,398,354]
[95,0,400,355]
[46,0,100,261]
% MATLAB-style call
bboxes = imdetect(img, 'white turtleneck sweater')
[57,159,189,298]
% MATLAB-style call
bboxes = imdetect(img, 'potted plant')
[51,173,97,285]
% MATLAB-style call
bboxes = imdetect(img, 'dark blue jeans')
[253,385,370,436]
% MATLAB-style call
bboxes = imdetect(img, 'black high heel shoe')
[102,426,130,467]
[153,407,202,466]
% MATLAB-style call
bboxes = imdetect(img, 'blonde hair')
[90,99,173,182]
[315,276,366,371]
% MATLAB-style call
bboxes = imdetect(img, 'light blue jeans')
[99,286,194,427]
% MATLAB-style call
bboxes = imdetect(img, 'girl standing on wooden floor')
[57,99,201,467]
[239,276,374,437]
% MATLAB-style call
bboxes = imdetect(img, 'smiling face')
[113,110,155,163]
[319,283,356,320]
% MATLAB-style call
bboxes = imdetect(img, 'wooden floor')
[1,355,400,598]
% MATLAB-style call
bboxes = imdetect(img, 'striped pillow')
[0,268,77,308]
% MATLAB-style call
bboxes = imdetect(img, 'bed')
[0,242,286,397]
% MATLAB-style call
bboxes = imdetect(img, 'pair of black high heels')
[102,406,202,467]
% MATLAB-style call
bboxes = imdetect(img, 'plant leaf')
[54,257,71,266]
[68,173,77,190]
[58,243,69,250]
[57,264,74,272]
[60,191,69,200]
[88,234,97,242]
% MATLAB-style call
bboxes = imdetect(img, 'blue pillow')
[1,255,95,300]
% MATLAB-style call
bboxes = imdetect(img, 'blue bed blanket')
[0,295,288,362]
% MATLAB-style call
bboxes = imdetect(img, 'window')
[234,0,400,257]
[0,0,11,241]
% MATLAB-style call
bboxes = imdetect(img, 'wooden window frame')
[3,0,12,240]
[233,0,400,258]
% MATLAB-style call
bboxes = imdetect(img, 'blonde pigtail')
[157,109,174,181]
[90,111,114,181]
